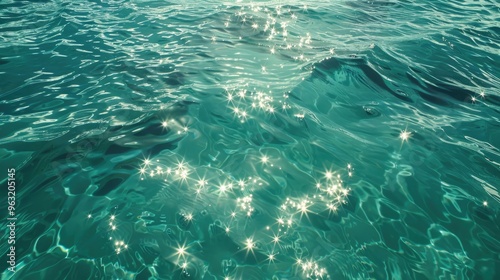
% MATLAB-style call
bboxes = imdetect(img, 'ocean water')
[1,0,499,279]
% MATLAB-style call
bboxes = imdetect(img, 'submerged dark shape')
[133,122,167,136]
[407,67,478,103]
[105,144,134,155]
[161,71,185,86]
[427,82,477,102]
[313,56,413,103]
[33,175,59,193]
[93,177,125,196]
[358,63,413,103]
[26,99,198,198]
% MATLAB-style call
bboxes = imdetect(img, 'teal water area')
[1,0,499,279]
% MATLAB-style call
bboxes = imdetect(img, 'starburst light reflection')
[244,237,256,254]
[173,243,189,263]
[261,155,269,164]
[128,5,355,275]
[400,130,411,141]
[266,251,277,264]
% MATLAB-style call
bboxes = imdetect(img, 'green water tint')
[1,0,499,279]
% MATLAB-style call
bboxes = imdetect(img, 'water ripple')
[1,0,499,279]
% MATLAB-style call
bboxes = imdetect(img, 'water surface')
[1,0,499,279]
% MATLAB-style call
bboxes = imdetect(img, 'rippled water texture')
[1,0,499,279]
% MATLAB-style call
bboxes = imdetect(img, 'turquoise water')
[1,0,499,279]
